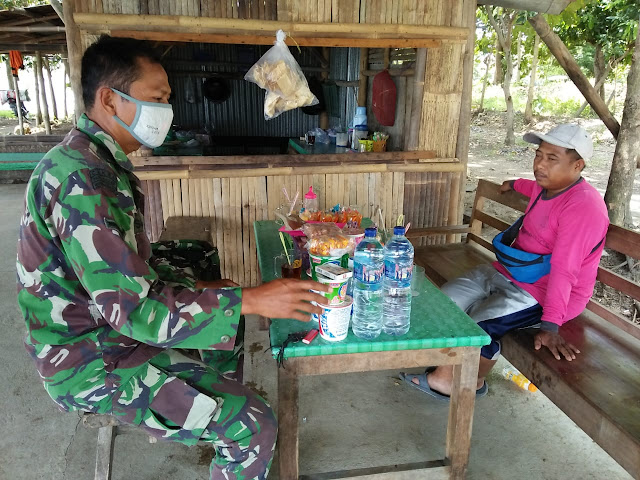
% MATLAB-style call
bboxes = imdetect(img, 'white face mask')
[111,88,173,148]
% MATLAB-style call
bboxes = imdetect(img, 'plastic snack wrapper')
[245,30,318,120]
[301,222,342,239]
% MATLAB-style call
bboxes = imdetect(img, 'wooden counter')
[133,151,463,287]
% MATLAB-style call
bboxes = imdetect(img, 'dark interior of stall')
[158,43,417,156]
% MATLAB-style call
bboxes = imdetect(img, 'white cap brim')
[523,131,574,150]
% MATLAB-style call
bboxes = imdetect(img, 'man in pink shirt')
[401,124,609,400]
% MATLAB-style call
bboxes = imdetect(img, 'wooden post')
[358,47,368,107]
[14,76,24,135]
[63,0,85,121]
[453,0,477,240]
[36,52,52,135]
[4,56,14,91]
[43,56,58,120]
[528,13,620,139]
[33,58,43,125]
[406,48,426,151]
[62,57,69,119]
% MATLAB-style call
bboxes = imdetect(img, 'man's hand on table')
[241,279,331,322]
[534,330,580,361]
[196,279,240,289]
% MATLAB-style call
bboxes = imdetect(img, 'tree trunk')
[36,52,51,135]
[513,31,522,83]
[4,56,14,90]
[524,33,540,124]
[594,45,606,101]
[494,37,504,85]
[43,57,58,121]
[487,7,516,145]
[62,58,68,119]
[478,55,491,113]
[604,24,640,227]
[33,60,42,125]
[529,14,620,139]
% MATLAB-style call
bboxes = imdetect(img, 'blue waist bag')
[492,190,551,284]
[492,189,603,284]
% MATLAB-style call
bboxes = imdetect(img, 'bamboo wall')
[142,172,405,286]
[72,0,474,284]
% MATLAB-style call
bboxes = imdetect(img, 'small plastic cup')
[411,264,426,297]
[316,274,350,305]
[312,296,353,342]
[274,250,302,279]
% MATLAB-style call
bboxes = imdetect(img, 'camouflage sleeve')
[48,169,240,351]
[148,257,197,288]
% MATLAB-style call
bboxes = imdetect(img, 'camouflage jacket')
[16,114,242,413]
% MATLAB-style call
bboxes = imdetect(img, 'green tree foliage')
[0,0,47,9]
[558,0,639,71]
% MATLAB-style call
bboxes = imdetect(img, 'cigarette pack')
[315,263,352,281]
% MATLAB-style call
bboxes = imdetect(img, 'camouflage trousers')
[112,348,277,480]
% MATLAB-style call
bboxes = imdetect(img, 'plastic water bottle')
[352,106,368,128]
[351,227,384,339]
[502,367,538,392]
[382,226,414,336]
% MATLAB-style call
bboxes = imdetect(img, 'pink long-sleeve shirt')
[493,178,609,331]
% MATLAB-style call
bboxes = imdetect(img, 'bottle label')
[384,261,413,281]
[354,262,383,284]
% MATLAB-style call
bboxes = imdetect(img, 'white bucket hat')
[523,124,593,162]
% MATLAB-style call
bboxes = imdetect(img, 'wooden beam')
[0,43,66,53]
[0,26,65,33]
[74,13,470,41]
[528,14,620,138]
[134,160,464,180]
[132,150,439,167]
[358,47,368,106]
[108,30,445,48]
[362,68,416,77]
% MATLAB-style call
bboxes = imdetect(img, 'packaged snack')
[244,30,318,120]
[307,234,350,257]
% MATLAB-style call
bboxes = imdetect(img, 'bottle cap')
[364,227,377,238]
[393,226,405,235]
[304,186,317,199]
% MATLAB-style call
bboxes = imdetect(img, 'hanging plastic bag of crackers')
[244,30,318,120]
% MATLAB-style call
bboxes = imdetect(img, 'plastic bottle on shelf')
[303,186,318,212]
[351,227,384,339]
[352,106,368,128]
[502,367,538,392]
[382,226,413,336]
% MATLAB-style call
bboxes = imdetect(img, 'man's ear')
[97,87,118,116]
[575,158,585,172]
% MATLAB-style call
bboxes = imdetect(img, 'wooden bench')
[409,179,640,479]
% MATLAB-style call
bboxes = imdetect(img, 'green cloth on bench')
[0,152,44,170]
[253,220,491,360]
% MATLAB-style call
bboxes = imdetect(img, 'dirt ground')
[467,110,640,325]
[0,115,73,135]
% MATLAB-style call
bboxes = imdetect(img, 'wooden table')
[254,221,490,479]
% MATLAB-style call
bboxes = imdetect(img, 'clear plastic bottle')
[502,367,538,392]
[352,228,384,339]
[303,186,318,212]
[382,226,414,336]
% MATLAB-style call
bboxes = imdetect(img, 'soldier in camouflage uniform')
[16,35,328,479]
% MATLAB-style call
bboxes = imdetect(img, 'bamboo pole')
[74,13,470,41]
[36,52,51,135]
[528,13,620,139]
[62,57,69,119]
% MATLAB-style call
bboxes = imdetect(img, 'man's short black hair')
[81,35,162,111]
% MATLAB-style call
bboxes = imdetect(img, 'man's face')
[533,141,584,194]
[111,57,171,152]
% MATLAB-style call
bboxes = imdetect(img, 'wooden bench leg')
[94,425,116,480]
[278,362,300,479]
[446,348,481,480]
